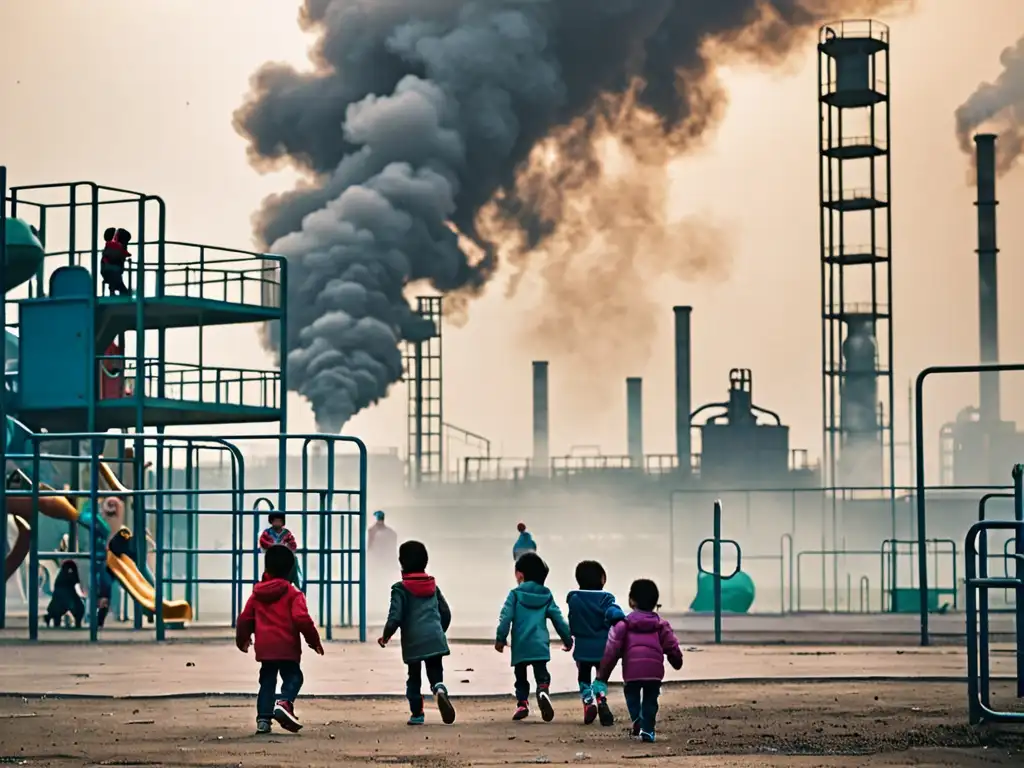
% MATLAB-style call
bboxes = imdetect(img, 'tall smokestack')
[626,377,643,466]
[532,361,549,474]
[975,133,1000,422]
[673,306,692,473]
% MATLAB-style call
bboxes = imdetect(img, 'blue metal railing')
[97,356,280,410]
[2,432,368,644]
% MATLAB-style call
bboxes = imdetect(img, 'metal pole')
[914,362,1024,646]
[976,492,1010,707]
[1014,464,1024,698]
[0,165,8,630]
[713,498,723,645]
[668,495,676,608]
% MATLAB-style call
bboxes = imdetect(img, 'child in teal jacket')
[495,552,572,722]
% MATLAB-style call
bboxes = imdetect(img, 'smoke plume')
[236,0,908,432]
[956,35,1024,175]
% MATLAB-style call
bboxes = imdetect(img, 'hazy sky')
[2,0,1024,485]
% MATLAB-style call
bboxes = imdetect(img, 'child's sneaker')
[630,719,642,738]
[640,730,656,743]
[255,719,272,734]
[272,700,303,732]
[597,695,614,727]
[537,688,555,722]
[512,701,530,721]
[407,713,425,725]
[433,684,456,725]
[583,700,598,725]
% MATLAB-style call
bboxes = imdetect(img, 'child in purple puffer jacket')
[596,579,682,743]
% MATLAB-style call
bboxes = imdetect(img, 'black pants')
[513,660,551,703]
[257,661,304,721]
[623,680,661,733]
[101,266,130,296]
[45,589,85,627]
[406,655,444,714]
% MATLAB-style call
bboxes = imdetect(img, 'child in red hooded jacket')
[236,545,324,735]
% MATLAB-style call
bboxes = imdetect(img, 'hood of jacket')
[253,576,292,604]
[625,609,662,633]
[566,589,615,609]
[515,580,553,610]
[513,531,536,551]
[400,572,437,598]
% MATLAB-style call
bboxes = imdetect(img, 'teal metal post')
[1014,465,1024,698]
[977,491,1013,705]
[357,438,367,642]
[914,362,1024,646]
[28,447,40,639]
[155,432,166,641]
[713,498,723,644]
[0,164,8,629]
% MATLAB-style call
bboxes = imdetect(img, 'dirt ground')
[0,681,1022,767]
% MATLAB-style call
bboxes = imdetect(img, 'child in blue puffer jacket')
[566,560,626,726]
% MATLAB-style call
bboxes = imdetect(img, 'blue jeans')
[623,680,660,733]
[257,661,304,721]
[406,655,445,714]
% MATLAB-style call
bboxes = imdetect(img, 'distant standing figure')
[513,522,536,562]
[100,227,132,296]
[368,510,398,565]
[259,511,302,590]
[44,560,86,628]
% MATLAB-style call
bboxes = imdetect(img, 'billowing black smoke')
[956,34,1024,175]
[236,0,906,432]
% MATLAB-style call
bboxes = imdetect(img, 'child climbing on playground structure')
[259,510,301,589]
[100,227,132,296]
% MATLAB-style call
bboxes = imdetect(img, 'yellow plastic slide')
[105,550,193,623]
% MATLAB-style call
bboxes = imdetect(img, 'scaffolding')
[404,296,443,484]
[818,20,895,490]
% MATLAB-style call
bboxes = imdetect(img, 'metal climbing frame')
[965,517,1023,724]
[4,432,369,643]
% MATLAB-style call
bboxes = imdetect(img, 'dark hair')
[629,578,660,612]
[264,544,295,579]
[115,228,132,245]
[574,560,606,590]
[267,511,285,525]
[103,227,116,241]
[515,552,549,585]
[399,540,428,573]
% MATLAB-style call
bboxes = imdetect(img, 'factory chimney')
[532,361,549,475]
[626,377,643,466]
[673,306,692,474]
[975,133,1000,422]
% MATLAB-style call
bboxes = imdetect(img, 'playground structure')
[1,171,368,641]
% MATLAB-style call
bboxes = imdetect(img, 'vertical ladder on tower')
[818,20,895,490]
[403,296,443,485]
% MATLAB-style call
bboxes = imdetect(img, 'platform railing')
[97,357,281,410]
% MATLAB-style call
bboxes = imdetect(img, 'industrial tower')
[403,296,443,484]
[818,20,895,490]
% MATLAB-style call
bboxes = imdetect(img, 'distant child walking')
[597,578,683,743]
[377,540,456,725]
[512,522,536,561]
[236,545,324,735]
[495,552,572,722]
[259,510,302,589]
[566,560,625,725]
